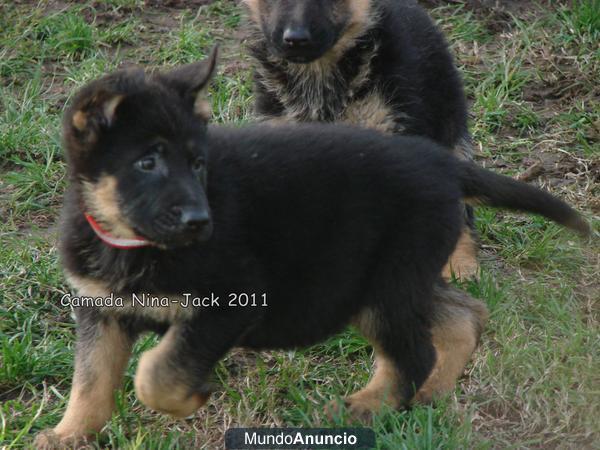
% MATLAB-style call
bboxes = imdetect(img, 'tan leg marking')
[414,317,477,403]
[34,318,132,449]
[134,326,208,418]
[443,226,480,281]
[327,345,402,423]
[446,136,480,281]
[345,346,402,421]
[348,289,488,411]
[415,289,488,403]
[328,310,403,422]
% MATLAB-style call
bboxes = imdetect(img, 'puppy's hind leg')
[443,225,479,281]
[414,284,488,403]
[443,137,480,281]
[35,315,135,449]
[335,293,437,422]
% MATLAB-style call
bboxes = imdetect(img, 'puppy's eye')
[136,156,157,172]
[191,157,205,172]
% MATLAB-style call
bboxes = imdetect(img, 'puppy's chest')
[65,270,196,323]
[342,93,407,134]
[263,62,405,134]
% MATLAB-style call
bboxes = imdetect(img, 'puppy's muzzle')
[154,205,213,245]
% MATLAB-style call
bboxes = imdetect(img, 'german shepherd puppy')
[242,0,485,403]
[244,0,468,148]
[35,53,588,448]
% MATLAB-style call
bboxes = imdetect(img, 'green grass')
[557,0,600,43]
[1,0,599,448]
[435,4,492,44]
[157,19,214,65]
[36,11,96,59]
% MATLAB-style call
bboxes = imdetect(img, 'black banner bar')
[225,427,376,449]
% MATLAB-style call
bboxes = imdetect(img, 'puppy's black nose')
[283,27,311,46]
[174,206,211,231]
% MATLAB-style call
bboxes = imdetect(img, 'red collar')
[84,213,153,249]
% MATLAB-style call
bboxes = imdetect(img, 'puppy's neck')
[84,213,153,250]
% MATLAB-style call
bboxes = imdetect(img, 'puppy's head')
[64,48,218,249]
[243,0,373,64]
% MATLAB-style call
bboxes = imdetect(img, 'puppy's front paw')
[34,429,91,450]
[135,378,209,418]
[135,348,210,418]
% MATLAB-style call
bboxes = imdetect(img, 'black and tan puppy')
[35,53,588,448]
[243,0,485,402]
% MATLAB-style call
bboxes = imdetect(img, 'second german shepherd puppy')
[35,53,588,448]
[243,0,484,402]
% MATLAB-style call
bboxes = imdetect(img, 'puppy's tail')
[458,162,590,236]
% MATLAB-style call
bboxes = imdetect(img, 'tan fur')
[280,61,342,121]
[344,346,403,418]
[72,111,87,131]
[327,336,402,420]
[35,318,132,448]
[347,0,372,24]
[135,326,208,417]
[247,0,380,123]
[351,289,488,411]
[243,0,374,50]
[327,0,374,62]
[65,272,110,298]
[332,310,403,420]
[415,318,478,403]
[71,94,122,128]
[193,81,213,120]
[442,228,480,281]
[102,95,124,126]
[65,271,195,323]
[194,98,212,121]
[81,175,137,239]
[258,43,380,123]
[446,137,481,280]
[342,93,399,133]
[284,0,377,71]
[415,289,488,403]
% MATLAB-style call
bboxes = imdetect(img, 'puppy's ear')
[66,68,145,147]
[71,92,124,134]
[158,45,219,120]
